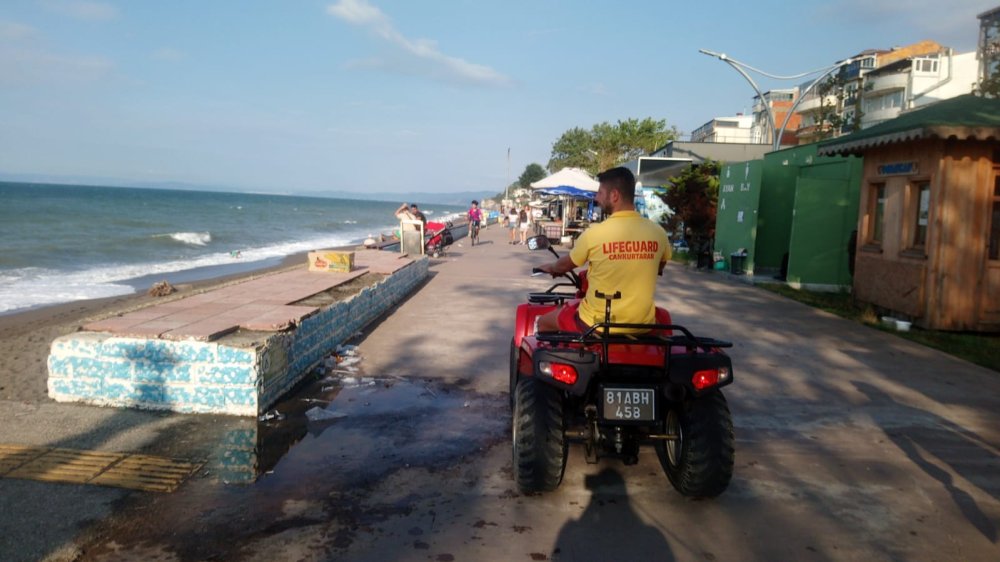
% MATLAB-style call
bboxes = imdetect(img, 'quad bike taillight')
[692,367,731,391]
[539,361,578,385]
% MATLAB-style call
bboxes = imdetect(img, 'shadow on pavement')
[853,380,998,542]
[551,467,673,561]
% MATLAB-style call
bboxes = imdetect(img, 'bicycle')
[470,220,481,246]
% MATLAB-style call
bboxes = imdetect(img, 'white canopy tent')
[529,167,599,192]
[530,167,599,238]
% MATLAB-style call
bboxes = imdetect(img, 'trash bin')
[729,251,747,274]
[697,251,712,269]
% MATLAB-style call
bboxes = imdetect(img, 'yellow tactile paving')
[0,444,200,493]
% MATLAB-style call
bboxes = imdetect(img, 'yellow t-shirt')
[569,211,670,332]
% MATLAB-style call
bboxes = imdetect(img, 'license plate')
[601,387,656,421]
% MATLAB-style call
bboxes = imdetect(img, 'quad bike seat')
[555,301,673,336]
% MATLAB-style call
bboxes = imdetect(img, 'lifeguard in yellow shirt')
[535,167,670,334]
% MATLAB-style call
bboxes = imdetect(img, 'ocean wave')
[0,227,390,315]
[158,232,212,246]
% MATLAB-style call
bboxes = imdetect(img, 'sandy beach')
[0,252,312,404]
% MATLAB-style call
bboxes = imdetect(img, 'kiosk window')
[912,182,930,248]
[869,183,886,245]
[991,175,1000,260]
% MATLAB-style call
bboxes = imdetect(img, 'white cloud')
[0,21,37,41]
[152,47,184,62]
[818,0,982,50]
[0,48,112,85]
[581,82,610,96]
[42,1,118,22]
[0,21,112,85]
[327,0,511,87]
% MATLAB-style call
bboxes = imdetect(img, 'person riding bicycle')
[534,167,670,334]
[468,200,483,245]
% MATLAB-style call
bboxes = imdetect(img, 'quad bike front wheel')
[508,338,518,411]
[656,390,735,498]
[512,377,567,493]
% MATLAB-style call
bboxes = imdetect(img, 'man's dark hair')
[597,167,636,203]
[410,204,419,209]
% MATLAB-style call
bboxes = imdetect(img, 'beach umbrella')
[529,167,599,192]
[531,170,599,237]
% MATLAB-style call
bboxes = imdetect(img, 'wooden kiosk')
[818,95,1000,332]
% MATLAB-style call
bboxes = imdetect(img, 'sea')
[0,182,465,316]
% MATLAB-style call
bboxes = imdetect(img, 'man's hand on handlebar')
[534,262,564,278]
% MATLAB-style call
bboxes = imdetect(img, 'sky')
[0,0,991,194]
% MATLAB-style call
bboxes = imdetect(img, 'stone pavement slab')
[81,250,413,341]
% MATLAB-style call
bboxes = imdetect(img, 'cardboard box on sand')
[308,250,354,273]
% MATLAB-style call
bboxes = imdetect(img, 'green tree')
[548,127,594,172]
[518,163,548,188]
[547,118,678,174]
[973,74,1000,98]
[658,160,721,243]
[815,70,864,140]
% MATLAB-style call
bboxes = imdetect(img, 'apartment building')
[979,6,1000,83]
[794,40,973,142]
[690,114,753,143]
[861,49,977,128]
[751,89,801,147]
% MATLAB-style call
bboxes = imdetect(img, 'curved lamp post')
[699,49,853,150]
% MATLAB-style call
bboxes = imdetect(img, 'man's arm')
[659,241,672,275]
[537,254,577,277]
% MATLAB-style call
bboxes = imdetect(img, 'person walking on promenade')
[534,167,670,334]
[518,206,531,245]
[508,207,519,244]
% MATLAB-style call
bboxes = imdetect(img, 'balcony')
[867,72,909,95]
[796,94,838,113]
[863,107,902,126]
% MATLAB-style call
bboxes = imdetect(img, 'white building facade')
[860,50,977,129]
[690,115,753,143]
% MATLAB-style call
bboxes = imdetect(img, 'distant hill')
[0,173,496,205]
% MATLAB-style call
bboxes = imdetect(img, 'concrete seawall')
[47,255,429,416]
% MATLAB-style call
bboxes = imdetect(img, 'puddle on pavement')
[69,348,512,560]
[206,358,509,490]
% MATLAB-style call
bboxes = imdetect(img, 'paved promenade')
[1,222,999,561]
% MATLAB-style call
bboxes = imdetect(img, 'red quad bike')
[510,235,735,497]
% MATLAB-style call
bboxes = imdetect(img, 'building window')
[911,181,930,248]
[914,58,939,73]
[869,183,886,245]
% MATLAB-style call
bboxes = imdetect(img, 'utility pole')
[506,147,510,204]
[699,50,852,150]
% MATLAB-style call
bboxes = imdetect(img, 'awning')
[535,186,595,199]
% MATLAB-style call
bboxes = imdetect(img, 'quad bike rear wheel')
[512,377,567,492]
[656,390,734,498]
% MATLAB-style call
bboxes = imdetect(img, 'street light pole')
[699,49,853,150]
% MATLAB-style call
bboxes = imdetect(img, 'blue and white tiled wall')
[47,259,428,416]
